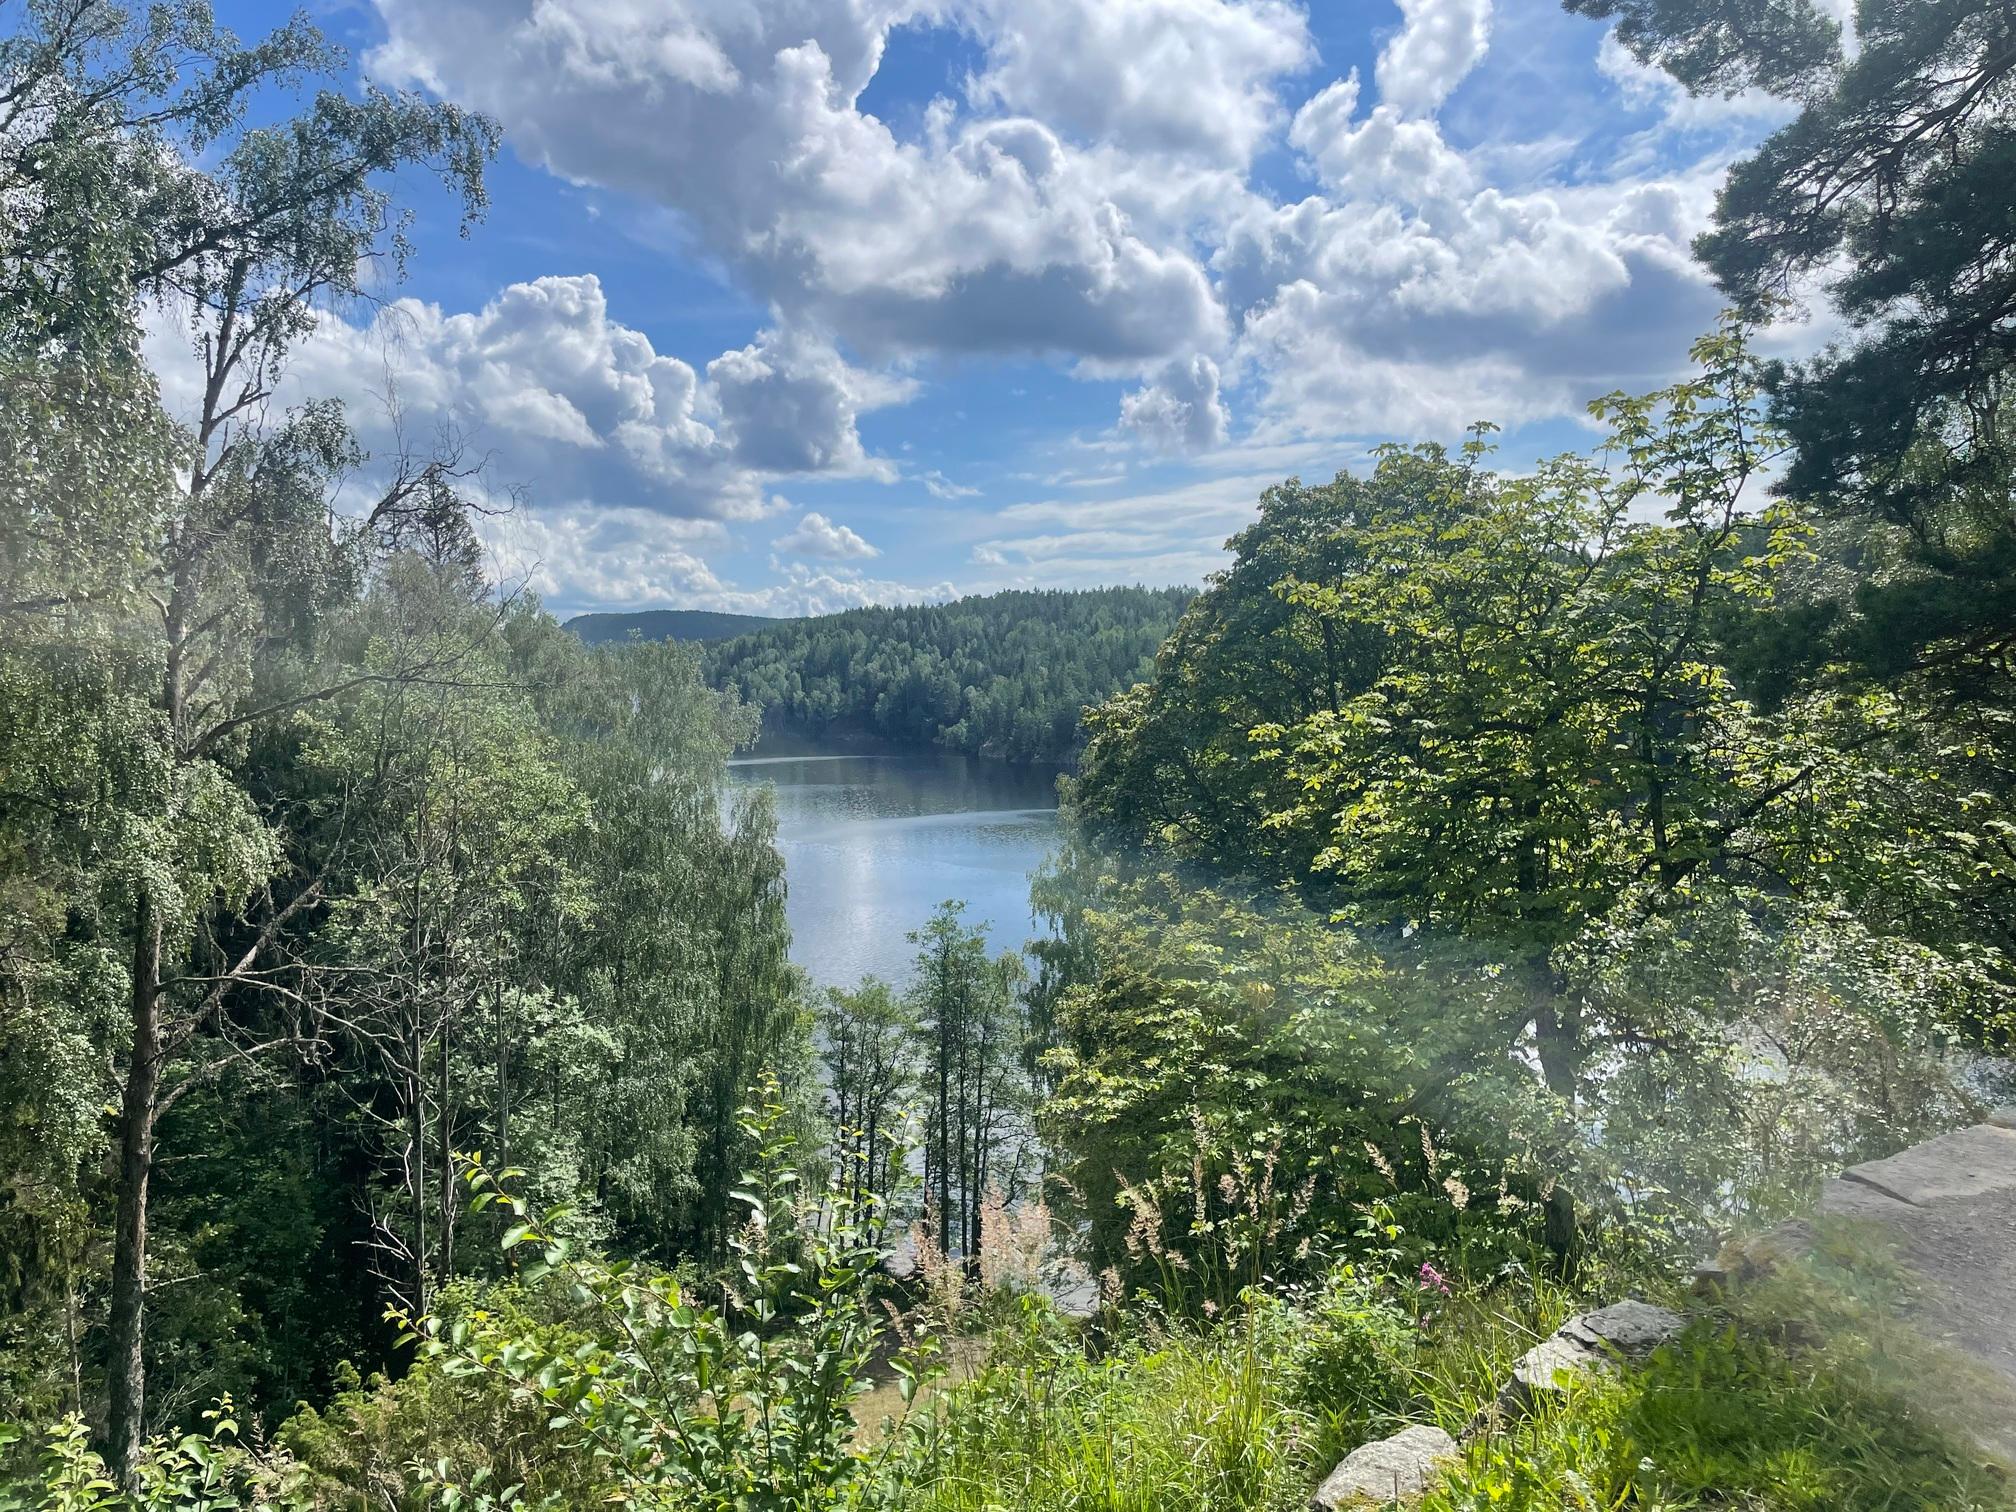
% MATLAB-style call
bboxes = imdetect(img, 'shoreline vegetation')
[5,0,2016,1507]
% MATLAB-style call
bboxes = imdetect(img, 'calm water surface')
[726,743,1062,989]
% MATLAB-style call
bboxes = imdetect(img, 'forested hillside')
[565,607,786,645]
[703,587,1193,761]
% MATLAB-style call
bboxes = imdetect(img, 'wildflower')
[1364,1141,1397,1186]
[1417,1260,1451,1296]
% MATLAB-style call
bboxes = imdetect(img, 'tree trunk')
[935,958,952,1252]
[106,889,163,1482]
[439,1006,455,1285]
[1530,958,1581,1275]
[1535,1002,1580,1104]
[494,982,509,1177]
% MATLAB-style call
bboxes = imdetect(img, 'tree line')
[702,587,1193,763]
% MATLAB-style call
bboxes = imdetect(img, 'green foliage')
[705,588,1192,762]
[1039,869,1564,1300]
[820,980,921,1237]
[1568,0,2016,692]
[1420,1313,2009,1512]
[396,1081,941,1511]
[905,905,1035,1264]
[1560,0,1841,95]
[0,1402,292,1510]
[1255,1265,1418,1455]
[1068,328,2010,1269]
[910,1302,1315,1512]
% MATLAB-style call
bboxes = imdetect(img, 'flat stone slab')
[1840,1123,2016,1206]
[1795,1119,2016,1462]
[1815,1178,1915,1221]
[1311,1425,1458,1508]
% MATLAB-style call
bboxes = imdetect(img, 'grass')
[885,1246,2014,1512]
[903,1302,1318,1512]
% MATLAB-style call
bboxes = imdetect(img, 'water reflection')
[725,745,1063,989]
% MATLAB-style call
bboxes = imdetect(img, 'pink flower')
[1417,1261,1451,1296]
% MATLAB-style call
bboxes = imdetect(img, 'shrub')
[1256,1266,1418,1455]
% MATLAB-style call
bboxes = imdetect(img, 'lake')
[725,742,1064,991]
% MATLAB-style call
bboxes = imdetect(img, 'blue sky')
[193,0,1814,619]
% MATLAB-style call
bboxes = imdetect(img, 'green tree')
[1,0,496,1471]
[819,979,920,1242]
[1569,0,2016,677]
[906,904,1033,1264]
[702,587,1192,762]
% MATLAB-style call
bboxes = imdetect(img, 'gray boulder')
[1310,1424,1459,1509]
[1563,1300,1686,1357]
[1483,1299,1683,1428]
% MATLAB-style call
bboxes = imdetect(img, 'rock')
[1491,1333,1603,1421]
[1563,1300,1684,1358]
[1986,1106,2016,1132]
[1482,1299,1683,1427]
[1839,1123,2016,1207]
[1816,1177,1916,1221]
[1310,1425,1458,1509]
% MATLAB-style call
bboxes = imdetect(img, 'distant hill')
[565,609,788,646]
[703,586,1194,763]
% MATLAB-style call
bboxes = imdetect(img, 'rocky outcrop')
[1483,1299,1683,1429]
[1310,1425,1458,1510]
[1699,1109,2016,1463]
[1310,1298,1682,1507]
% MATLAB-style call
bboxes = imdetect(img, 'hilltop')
[564,608,788,644]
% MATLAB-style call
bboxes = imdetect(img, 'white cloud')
[1235,68,1733,437]
[971,470,1295,587]
[962,0,1312,163]
[171,274,905,523]
[739,562,958,617]
[478,501,735,615]
[1376,0,1493,117]
[923,470,981,499]
[773,510,881,559]
[369,0,1230,364]
[1119,354,1229,452]
[325,0,1818,610]
[1594,31,1799,132]
[473,501,944,617]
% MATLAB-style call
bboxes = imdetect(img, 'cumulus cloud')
[1120,354,1229,452]
[197,274,904,523]
[1230,59,1730,438]
[962,0,1312,163]
[368,0,1231,363]
[478,503,734,615]
[773,510,881,560]
[747,562,958,617]
[1376,0,1494,117]
[473,502,943,618]
[319,0,1814,612]
[363,0,1774,457]
[972,471,1291,587]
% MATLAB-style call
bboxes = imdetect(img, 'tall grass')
[895,1237,2012,1512]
